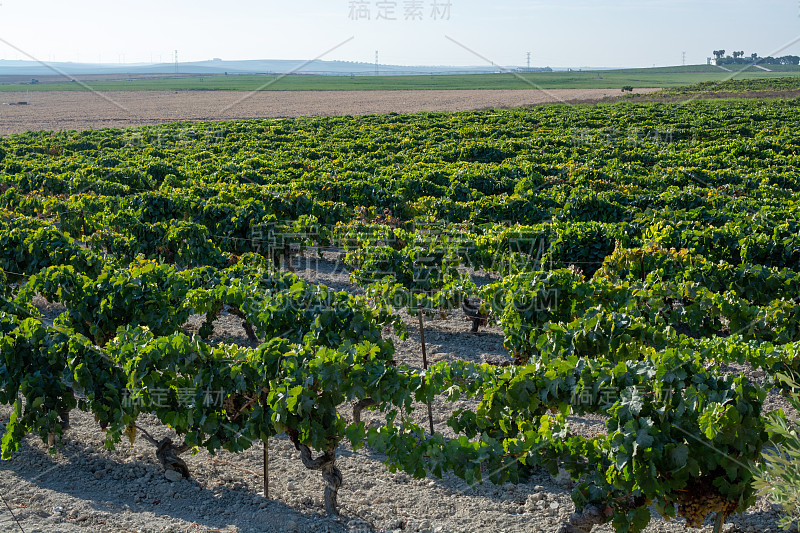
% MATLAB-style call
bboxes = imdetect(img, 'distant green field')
[0,65,798,92]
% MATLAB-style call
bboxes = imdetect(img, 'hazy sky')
[1,0,799,68]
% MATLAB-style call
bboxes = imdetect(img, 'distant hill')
[0,58,553,77]
[6,59,778,84]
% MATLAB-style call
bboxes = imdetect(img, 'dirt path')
[0,88,660,135]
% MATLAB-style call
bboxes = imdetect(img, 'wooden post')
[712,512,725,533]
[417,305,435,436]
[264,439,269,499]
[80,210,87,237]
[640,251,645,283]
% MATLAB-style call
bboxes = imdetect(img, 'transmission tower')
[527,52,531,70]
[174,50,179,73]
[375,50,379,76]
[682,51,686,66]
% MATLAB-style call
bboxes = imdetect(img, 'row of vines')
[1,98,800,531]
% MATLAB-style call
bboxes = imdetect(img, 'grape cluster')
[675,477,737,528]
[223,394,251,420]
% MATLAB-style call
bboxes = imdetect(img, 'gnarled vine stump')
[291,438,342,516]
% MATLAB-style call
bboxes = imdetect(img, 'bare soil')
[0,88,661,136]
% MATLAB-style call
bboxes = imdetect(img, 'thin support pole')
[417,305,435,436]
[264,439,269,499]
[712,512,725,533]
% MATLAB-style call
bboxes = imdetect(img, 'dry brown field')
[0,88,661,135]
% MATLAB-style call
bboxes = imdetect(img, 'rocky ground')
[0,252,792,533]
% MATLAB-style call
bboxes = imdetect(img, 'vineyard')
[1,98,800,532]
[655,76,800,97]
